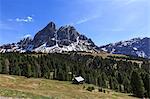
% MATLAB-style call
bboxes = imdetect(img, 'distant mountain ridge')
[0,22,98,53]
[99,37,150,59]
[0,21,149,59]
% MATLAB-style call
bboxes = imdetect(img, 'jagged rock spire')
[46,22,56,30]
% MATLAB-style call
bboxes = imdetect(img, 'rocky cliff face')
[32,22,56,48]
[0,22,98,53]
[99,37,150,58]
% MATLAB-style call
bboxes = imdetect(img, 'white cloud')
[76,18,89,25]
[110,28,125,32]
[16,16,33,22]
[122,0,139,5]
[113,0,146,5]
[0,23,14,30]
[74,15,100,25]
[8,19,13,21]
[23,34,32,38]
[8,16,34,23]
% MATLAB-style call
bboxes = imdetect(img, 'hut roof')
[74,76,84,82]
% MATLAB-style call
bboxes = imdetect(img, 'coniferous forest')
[0,52,149,98]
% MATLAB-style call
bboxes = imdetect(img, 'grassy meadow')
[0,74,138,99]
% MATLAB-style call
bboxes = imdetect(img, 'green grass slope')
[0,74,138,99]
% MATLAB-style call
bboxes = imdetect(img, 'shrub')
[103,90,106,93]
[83,86,85,89]
[98,88,103,92]
[86,86,95,92]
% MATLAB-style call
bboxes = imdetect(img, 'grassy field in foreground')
[0,74,138,99]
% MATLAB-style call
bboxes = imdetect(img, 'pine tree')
[0,61,2,73]
[97,75,103,87]
[101,72,107,88]
[141,73,150,98]
[57,68,64,81]
[131,71,145,98]
[123,76,131,93]
[27,64,32,78]
[15,64,21,76]
[35,62,41,78]
[116,72,123,84]
[109,77,119,90]
[4,58,10,74]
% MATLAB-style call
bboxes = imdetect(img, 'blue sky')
[0,0,149,46]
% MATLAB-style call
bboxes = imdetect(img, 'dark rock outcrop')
[99,37,150,58]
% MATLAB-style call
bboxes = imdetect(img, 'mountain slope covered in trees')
[0,52,149,98]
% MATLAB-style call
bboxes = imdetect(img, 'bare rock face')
[99,37,150,58]
[29,22,97,52]
[32,22,56,48]
[57,26,80,46]
[17,37,32,49]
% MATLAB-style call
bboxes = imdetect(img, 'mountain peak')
[0,21,98,53]
[31,22,97,52]
[44,21,56,30]
[100,37,150,58]
[1,21,149,58]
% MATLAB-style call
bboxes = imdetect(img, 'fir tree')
[131,71,145,98]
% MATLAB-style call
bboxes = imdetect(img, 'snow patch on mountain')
[101,48,108,52]
[136,51,146,58]
[0,22,98,53]
[99,37,150,58]
[133,47,138,50]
